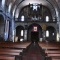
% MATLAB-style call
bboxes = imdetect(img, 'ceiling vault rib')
[14,0,25,20]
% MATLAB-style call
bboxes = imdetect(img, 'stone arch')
[13,0,59,21]
[27,23,42,42]
[16,25,24,41]
[46,26,56,41]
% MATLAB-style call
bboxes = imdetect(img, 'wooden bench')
[0,42,31,60]
[0,42,31,49]
[0,49,23,60]
[38,42,60,47]
[0,48,24,60]
[45,50,60,54]
[0,51,21,56]
[0,55,15,60]
[38,42,60,51]
[51,56,60,60]
[45,49,60,59]
[0,48,23,53]
[42,46,60,50]
[38,42,60,60]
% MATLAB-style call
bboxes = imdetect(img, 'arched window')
[21,15,24,21]
[21,30,24,36]
[57,33,59,42]
[53,17,56,22]
[52,33,54,36]
[20,30,24,42]
[46,16,49,22]
[46,30,49,37]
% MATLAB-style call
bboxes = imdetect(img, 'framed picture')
[33,26,38,32]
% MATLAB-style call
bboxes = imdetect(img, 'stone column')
[42,30,46,41]
[56,8,60,42]
[56,23,59,42]
[59,23,60,41]
[42,24,46,41]
[24,30,27,41]
[4,20,9,41]
[11,19,15,42]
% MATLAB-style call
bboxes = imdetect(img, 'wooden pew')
[0,42,31,60]
[38,42,60,50]
[38,42,60,60]
[42,46,60,50]
[51,56,60,60]
[46,53,60,60]
[38,42,60,47]
[45,49,60,59]
[47,53,60,57]
[0,48,23,53]
[0,42,31,49]
[0,55,15,60]
[0,48,23,60]
[0,51,20,56]
[0,48,23,59]
[45,50,60,59]
[45,50,60,54]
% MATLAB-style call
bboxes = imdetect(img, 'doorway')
[31,32,39,42]
[16,26,24,42]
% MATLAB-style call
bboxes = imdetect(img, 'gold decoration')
[42,24,47,30]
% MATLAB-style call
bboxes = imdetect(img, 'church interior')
[0,0,60,60]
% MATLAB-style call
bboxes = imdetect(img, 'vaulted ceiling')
[5,0,60,10]
[2,0,60,19]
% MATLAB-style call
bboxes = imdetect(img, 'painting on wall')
[33,26,38,32]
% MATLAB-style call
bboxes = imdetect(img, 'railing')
[15,17,57,23]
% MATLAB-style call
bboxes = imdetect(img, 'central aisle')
[22,42,45,60]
